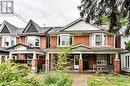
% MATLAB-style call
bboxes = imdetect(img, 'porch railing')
[93,64,114,72]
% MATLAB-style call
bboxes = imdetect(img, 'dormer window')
[27,36,40,47]
[2,36,16,47]
[1,1,14,14]
[90,33,107,46]
[58,34,72,47]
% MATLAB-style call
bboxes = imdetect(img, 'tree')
[56,47,71,72]
[78,0,130,35]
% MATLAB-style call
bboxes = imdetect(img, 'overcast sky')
[0,0,81,27]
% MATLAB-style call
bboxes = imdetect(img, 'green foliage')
[40,71,72,86]
[88,74,130,86]
[56,47,71,72]
[125,40,130,51]
[0,63,39,86]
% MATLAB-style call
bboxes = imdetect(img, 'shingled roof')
[22,20,51,34]
[0,21,22,35]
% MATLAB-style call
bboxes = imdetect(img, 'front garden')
[88,73,130,86]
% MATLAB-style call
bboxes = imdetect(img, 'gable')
[26,23,38,33]
[1,25,10,33]
[15,45,27,50]
[64,21,102,31]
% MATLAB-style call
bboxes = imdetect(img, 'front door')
[82,54,89,70]
[74,55,79,69]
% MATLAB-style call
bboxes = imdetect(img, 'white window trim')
[89,33,107,47]
[57,34,73,47]
[2,36,16,47]
[97,54,107,65]
[27,36,40,47]
[124,54,130,68]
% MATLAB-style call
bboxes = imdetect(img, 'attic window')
[1,1,14,14]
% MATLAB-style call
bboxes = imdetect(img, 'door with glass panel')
[74,55,79,69]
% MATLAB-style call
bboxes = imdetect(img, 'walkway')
[71,73,88,86]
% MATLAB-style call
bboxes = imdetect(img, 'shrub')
[40,71,72,86]
[0,63,40,86]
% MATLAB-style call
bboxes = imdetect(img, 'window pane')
[35,36,39,46]
[96,35,102,45]
[4,36,10,46]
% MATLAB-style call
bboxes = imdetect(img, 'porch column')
[51,54,55,70]
[32,53,38,73]
[45,53,50,72]
[79,53,83,73]
[114,53,121,74]
[7,53,13,63]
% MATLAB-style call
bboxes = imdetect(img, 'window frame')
[97,54,107,65]
[89,33,107,47]
[1,1,14,14]
[57,34,73,47]
[124,55,130,68]
[27,36,40,47]
[2,36,16,47]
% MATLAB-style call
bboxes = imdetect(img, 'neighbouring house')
[0,20,51,72]
[0,18,123,74]
[47,18,122,73]
[120,27,130,72]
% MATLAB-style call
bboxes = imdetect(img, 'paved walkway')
[71,74,88,86]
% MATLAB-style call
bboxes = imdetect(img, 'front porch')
[46,53,115,73]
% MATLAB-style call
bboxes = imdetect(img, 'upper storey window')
[1,0,14,14]
[2,36,16,47]
[90,33,107,46]
[58,34,72,47]
[27,36,40,47]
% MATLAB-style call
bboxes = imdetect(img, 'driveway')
[71,73,88,86]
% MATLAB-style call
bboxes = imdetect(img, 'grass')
[88,74,130,86]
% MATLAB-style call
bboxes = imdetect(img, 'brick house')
[46,18,122,73]
[0,18,123,73]
[0,20,51,72]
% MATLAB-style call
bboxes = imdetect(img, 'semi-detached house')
[0,18,123,74]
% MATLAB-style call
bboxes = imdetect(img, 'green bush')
[40,71,72,86]
[0,63,40,86]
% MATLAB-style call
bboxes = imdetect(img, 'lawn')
[88,74,130,86]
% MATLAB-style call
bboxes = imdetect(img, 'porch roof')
[46,44,124,54]
[5,44,45,54]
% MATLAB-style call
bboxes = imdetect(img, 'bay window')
[58,34,72,47]
[90,33,107,46]
[2,36,16,47]
[27,36,40,47]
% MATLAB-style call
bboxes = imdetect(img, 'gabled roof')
[57,18,105,32]
[0,21,21,35]
[6,43,33,50]
[22,20,51,34]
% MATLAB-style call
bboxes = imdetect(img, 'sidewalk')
[71,74,88,86]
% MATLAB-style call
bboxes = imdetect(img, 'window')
[4,36,9,46]
[27,36,40,47]
[58,34,72,47]
[90,33,107,46]
[1,1,14,14]
[2,36,16,47]
[124,55,130,68]
[95,35,102,45]
[97,55,107,65]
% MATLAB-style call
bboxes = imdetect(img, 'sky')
[0,0,81,27]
